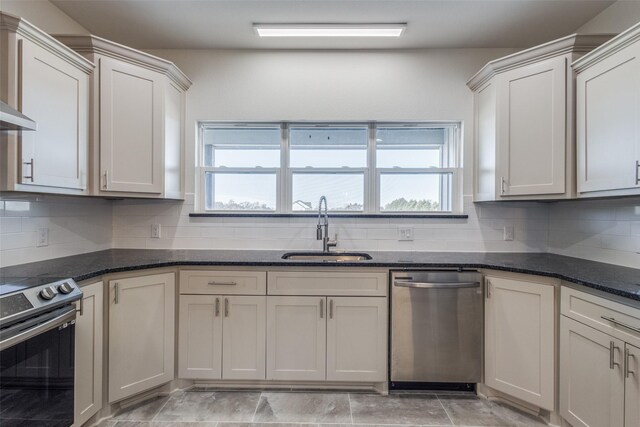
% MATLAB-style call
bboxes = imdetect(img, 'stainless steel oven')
[0,278,82,427]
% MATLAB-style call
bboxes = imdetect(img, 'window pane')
[376,127,445,168]
[205,172,276,210]
[379,173,451,212]
[292,173,364,211]
[290,126,367,167]
[203,127,280,167]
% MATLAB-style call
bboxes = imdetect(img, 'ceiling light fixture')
[253,24,406,38]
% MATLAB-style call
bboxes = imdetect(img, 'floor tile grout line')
[149,394,173,422]
[251,391,263,423]
[347,393,354,424]
[435,394,455,426]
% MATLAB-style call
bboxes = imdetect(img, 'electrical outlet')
[503,225,514,241]
[37,228,49,247]
[151,223,161,238]
[398,227,414,241]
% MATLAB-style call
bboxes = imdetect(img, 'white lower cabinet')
[178,295,266,380]
[108,273,175,403]
[266,296,326,381]
[484,275,556,410]
[74,282,103,427]
[559,287,640,427]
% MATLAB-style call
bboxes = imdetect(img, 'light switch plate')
[151,223,161,238]
[37,228,49,247]
[503,225,514,241]
[398,227,414,241]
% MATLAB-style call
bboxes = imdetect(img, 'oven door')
[0,305,76,427]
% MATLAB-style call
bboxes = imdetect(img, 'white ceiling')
[51,0,616,50]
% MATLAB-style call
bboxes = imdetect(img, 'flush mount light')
[253,24,406,38]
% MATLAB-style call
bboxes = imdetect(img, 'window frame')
[198,121,461,215]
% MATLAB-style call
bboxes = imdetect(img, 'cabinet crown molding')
[572,22,640,72]
[467,33,615,90]
[53,34,193,91]
[0,12,95,74]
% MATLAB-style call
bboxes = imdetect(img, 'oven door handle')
[0,305,76,351]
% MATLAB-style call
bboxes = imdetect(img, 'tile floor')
[99,390,547,427]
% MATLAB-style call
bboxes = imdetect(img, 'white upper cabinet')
[54,35,192,199]
[573,23,640,197]
[0,13,93,195]
[468,34,613,201]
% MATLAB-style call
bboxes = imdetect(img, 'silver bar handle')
[23,158,34,182]
[77,297,84,316]
[636,160,639,185]
[0,306,76,351]
[601,316,640,334]
[208,281,237,286]
[500,177,506,195]
[103,170,108,189]
[394,280,480,289]
[224,298,229,317]
[114,282,119,304]
[329,299,334,319]
[625,347,636,378]
[215,297,220,317]
[610,341,620,370]
[319,299,324,319]
[486,279,491,299]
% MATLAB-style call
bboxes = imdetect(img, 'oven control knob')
[57,282,74,294]
[39,287,57,300]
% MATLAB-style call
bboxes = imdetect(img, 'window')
[199,122,460,214]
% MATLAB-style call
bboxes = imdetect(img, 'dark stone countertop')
[1,249,639,302]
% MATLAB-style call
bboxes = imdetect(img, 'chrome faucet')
[317,196,337,253]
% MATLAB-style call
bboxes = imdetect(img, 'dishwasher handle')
[393,280,480,289]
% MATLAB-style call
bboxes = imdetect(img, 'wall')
[0,195,112,267]
[0,0,89,34]
[577,0,640,34]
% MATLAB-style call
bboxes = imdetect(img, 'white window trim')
[197,121,462,215]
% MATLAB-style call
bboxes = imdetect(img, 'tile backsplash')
[0,195,112,268]
[1,193,638,269]
[111,195,549,254]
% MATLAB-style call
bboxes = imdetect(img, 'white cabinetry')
[74,282,103,427]
[0,13,93,195]
[108,272,175,403]
[468,34,612,201]
[266,270,388,383]
[178,270,266,381]
[560,287,640,427]
[54,35,191,199]
[484,274,556,410]
[574,23,640,197]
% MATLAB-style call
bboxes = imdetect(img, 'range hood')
[0,101,36,131]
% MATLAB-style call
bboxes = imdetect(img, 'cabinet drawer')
[180,270,266,295]
[561,287,640,347]
[267,271,388,296]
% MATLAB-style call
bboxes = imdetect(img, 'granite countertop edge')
[2,249,639,302]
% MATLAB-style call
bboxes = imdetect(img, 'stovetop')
[0,276,68,297]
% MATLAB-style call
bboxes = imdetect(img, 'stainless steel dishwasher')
[390,270,483,388]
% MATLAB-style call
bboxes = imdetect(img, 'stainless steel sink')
[282,252,372,262]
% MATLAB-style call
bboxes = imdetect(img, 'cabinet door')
[485,276,555,410]
[74,282,103,427]
[222,296,266,380]
[266,296,326,381]
[560,316,625,427]
[577,41,640,194]
[99,56,164,194]
[178,295,222,380]
[625,343,640,427]
[19,39,88,190]
[497,56,566,196]
[326,297,387,382]
[109,273,175,402]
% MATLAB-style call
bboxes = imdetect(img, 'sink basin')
[282,252,372,262]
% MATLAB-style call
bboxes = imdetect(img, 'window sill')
[189,212,469,219]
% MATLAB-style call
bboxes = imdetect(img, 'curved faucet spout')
[316,196,337,253]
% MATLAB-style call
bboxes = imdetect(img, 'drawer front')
[267,271,388,296]
[180,270,267,295]
[561,287,640,347]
